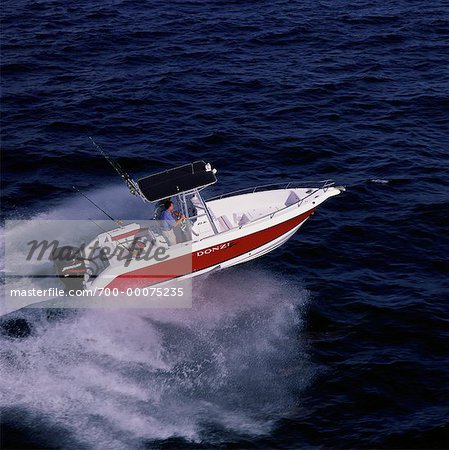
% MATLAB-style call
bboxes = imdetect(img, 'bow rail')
[207,179,335,202]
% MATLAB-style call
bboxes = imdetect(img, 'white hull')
[84,185,342,290]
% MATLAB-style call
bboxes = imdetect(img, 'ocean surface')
[1,0,449,448]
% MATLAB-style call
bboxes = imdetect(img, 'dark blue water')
[1,0,449,448]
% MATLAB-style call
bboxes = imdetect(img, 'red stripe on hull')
[106,254,192,289]
[106,209,314,290]
[192,209,314,271]
[111,228,146,241]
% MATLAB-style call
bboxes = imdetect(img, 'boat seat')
[190,194,203,209]
[238,212,253,227]
[217,215,233,231]
[191,194,216,220]
[285,190,300,207]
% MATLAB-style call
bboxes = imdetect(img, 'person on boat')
[160,200,185,246]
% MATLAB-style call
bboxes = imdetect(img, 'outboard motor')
[50,246,86,292]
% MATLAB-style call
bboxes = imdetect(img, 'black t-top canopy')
[137,161,217,202]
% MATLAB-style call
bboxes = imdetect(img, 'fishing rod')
[73,186,123,227]
[88,218,116,234]
[88,137,146,201]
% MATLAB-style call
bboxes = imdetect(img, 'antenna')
[73,186,123,227]
[88,137,146,201]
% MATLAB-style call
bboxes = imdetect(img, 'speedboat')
[53,152,344,293]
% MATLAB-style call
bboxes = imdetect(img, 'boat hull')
[102,208,315,290]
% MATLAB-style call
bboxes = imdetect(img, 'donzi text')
[196,242,231,257]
